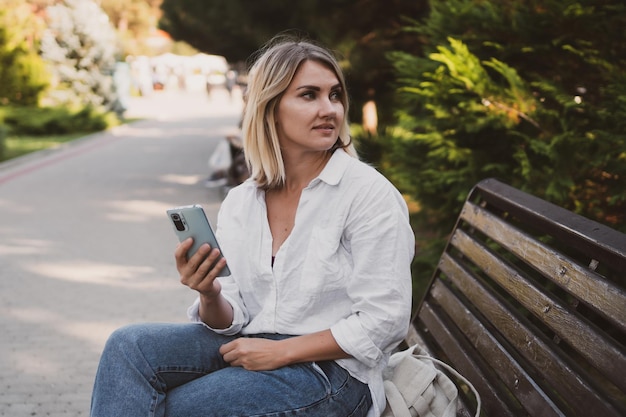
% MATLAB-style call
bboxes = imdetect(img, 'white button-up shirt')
[188,149,415,416]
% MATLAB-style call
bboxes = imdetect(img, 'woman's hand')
[175,238,227,299]
[219,338,288,371]
[175,238,233,328]
[219,330,351,371]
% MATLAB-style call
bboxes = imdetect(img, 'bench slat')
[437,252,624,417]
[409,179,626,417]
[461,201,626,333]
[429,280,565,417]
[418,300,518,417]
[450,227,626,393]
[471,178,626,273]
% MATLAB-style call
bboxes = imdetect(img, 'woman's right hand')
[175,238,227,299]
[175,238,234,329]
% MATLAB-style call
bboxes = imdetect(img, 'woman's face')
[275,60,345,156]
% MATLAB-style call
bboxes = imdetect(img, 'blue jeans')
[90,323,372,417]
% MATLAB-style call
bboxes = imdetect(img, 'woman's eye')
[330,91,341,101]
[301,91,315,99]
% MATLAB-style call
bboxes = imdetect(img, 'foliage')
[24,0,168,57]
[99,0,166,56]
[158,0,429,124]
[39,0,124,115]
[100,0,163,39]
[384,0,626,289]
[0,123,7,160]
[0,131,87,163]
[0,105,118,136]
[0,3,50,105]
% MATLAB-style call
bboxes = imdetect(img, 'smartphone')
[166,204,231,277]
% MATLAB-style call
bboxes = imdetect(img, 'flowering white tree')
[40,0,123,114]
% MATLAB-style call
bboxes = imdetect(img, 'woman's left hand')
[219,338,288,371]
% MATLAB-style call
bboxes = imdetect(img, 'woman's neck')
[280,151,332,193]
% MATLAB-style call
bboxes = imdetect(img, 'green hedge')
[0,105,118,136]
[0,123,7,160]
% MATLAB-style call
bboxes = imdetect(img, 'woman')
[90,35,414,417]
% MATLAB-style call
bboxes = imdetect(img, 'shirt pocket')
[300,226,347,294]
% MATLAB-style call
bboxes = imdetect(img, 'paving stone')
[0,90,241,416]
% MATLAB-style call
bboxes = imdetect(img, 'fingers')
[219,340,243,367]
[176,238,227,294]
[174,238,194,268]
[189,243,219,274]
[218,339,282,371]
[219,340,234,358]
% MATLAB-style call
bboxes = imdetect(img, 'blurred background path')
[0,88,243,416]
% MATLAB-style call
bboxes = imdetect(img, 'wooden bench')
[404,178,626,417]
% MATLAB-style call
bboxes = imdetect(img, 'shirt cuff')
[186,295,245,335]
[330,316,383,368]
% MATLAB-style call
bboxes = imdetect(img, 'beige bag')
[382,344,481,417]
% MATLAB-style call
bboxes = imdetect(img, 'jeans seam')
[246,363,366,417]
[152,366,214,391]
[310,362,332,394]
[347,394,371,417]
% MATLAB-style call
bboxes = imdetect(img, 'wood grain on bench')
[409,178,626,417]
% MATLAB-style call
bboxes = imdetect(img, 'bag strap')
[414,355,482,417]
[383,380,413,417]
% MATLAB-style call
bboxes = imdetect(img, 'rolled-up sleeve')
[186,193,250,335]
[330,181,414,367]
[186,283,248,335]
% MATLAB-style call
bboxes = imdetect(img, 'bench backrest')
[408,178,626,417]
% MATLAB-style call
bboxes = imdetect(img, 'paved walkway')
[0,87,243,416]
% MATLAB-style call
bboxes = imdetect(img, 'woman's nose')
[319,97,338,117]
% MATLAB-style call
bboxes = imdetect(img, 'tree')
[0,2,49,105]
[100,0,162,36]
[383,0,626,288]
[99,0,166,56]
[40,0,123,114]
[158,0,429,124]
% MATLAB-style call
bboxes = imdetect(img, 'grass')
[1,132,88,163]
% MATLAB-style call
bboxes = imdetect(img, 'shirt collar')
[252,149,352,197]
[314,149,352,187]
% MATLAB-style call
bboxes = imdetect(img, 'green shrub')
[383,1,626,296]
[0,6,49,106]
[0,123,7,160]
[0,105,118,136]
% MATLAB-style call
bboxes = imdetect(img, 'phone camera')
[170,213,186,231]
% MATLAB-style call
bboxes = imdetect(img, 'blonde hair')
[242,34,357,190]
